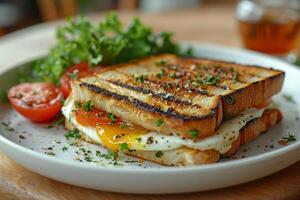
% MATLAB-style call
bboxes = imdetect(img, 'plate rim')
[0,42,299,173]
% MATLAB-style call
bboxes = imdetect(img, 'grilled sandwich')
[62,54,284,166]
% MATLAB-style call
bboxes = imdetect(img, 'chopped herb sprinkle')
[188,130,199,139]
[155,60,167,66]
[282,94,296,104]
[1,122,14,132]
[64,129,81,139]
[108,113,116,125]
[156,69,166,78]
[82,100,94,112]
[62,146,68,151]
[120,122,127,129]
[70,70,79,80]
[75,101,82,109]
[155,119,164,127]
[201,75,220,86]
[135,75,147,83]
[169,73,177,78]
[282,133,297,143]
[96,150,118,160]
[53,117,65,126]
[45,152,56,156]
[155,151,164,158]
[119,142,130,152]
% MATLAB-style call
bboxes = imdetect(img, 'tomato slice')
[60,63,93,98]
[8,83,63,123]
[75,106,122,127]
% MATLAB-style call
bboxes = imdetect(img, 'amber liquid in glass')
[239,8,300,54]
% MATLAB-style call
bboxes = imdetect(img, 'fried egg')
[62,99,267,154]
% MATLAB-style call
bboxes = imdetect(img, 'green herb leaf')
[155,60,167,66]
[282,133,297,142]
[82,100,94,112]
[45,152,56,156]
[156,69,166,78]
[75,101,82,109]
[62,146,68,151]
[64,129,81,139]
[188,130,199,139]
[169,73,177,78]
[120,122,127,129]
[1,122,14,132]
[70,70,78,80]
[282,94,296,104]
[201,75,220,86]
[135,74,147,83]
[108,113,116,125]
[96,150,119,160]
[119,142,130,152]
[53,117,65,126]
[155,151,164,158]
[155,119,164,127]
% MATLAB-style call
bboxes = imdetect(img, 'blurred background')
[0,0,299,66]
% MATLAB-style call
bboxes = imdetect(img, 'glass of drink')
[236,0,300,55]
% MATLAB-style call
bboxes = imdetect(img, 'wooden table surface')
[0,5,299,200]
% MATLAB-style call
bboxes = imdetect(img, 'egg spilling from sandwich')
[62,98,268,154]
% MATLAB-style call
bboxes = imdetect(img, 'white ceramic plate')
[0,43,299,194]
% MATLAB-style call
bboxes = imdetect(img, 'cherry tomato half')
[60,62,93,98]
[8,83,63,123]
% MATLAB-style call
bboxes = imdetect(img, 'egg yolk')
[96,124,148,151]
[74,104,148,151]
[75,106,122,127]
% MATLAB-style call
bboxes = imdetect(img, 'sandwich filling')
[62,97,269,154]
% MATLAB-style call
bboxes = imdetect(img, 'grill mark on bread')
[108,80,200,108]
[79,82,216,121]
[144,79,212,96]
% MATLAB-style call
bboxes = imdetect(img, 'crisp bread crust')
[65,108,282,166]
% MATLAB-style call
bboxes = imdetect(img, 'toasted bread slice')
[72,54,284,139]
[65,108,282,166]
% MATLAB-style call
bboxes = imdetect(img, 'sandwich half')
[62,54,284,166]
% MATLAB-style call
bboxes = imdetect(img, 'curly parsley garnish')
[21,13,191,84]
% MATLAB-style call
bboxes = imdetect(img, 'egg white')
[62,99,267,154]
